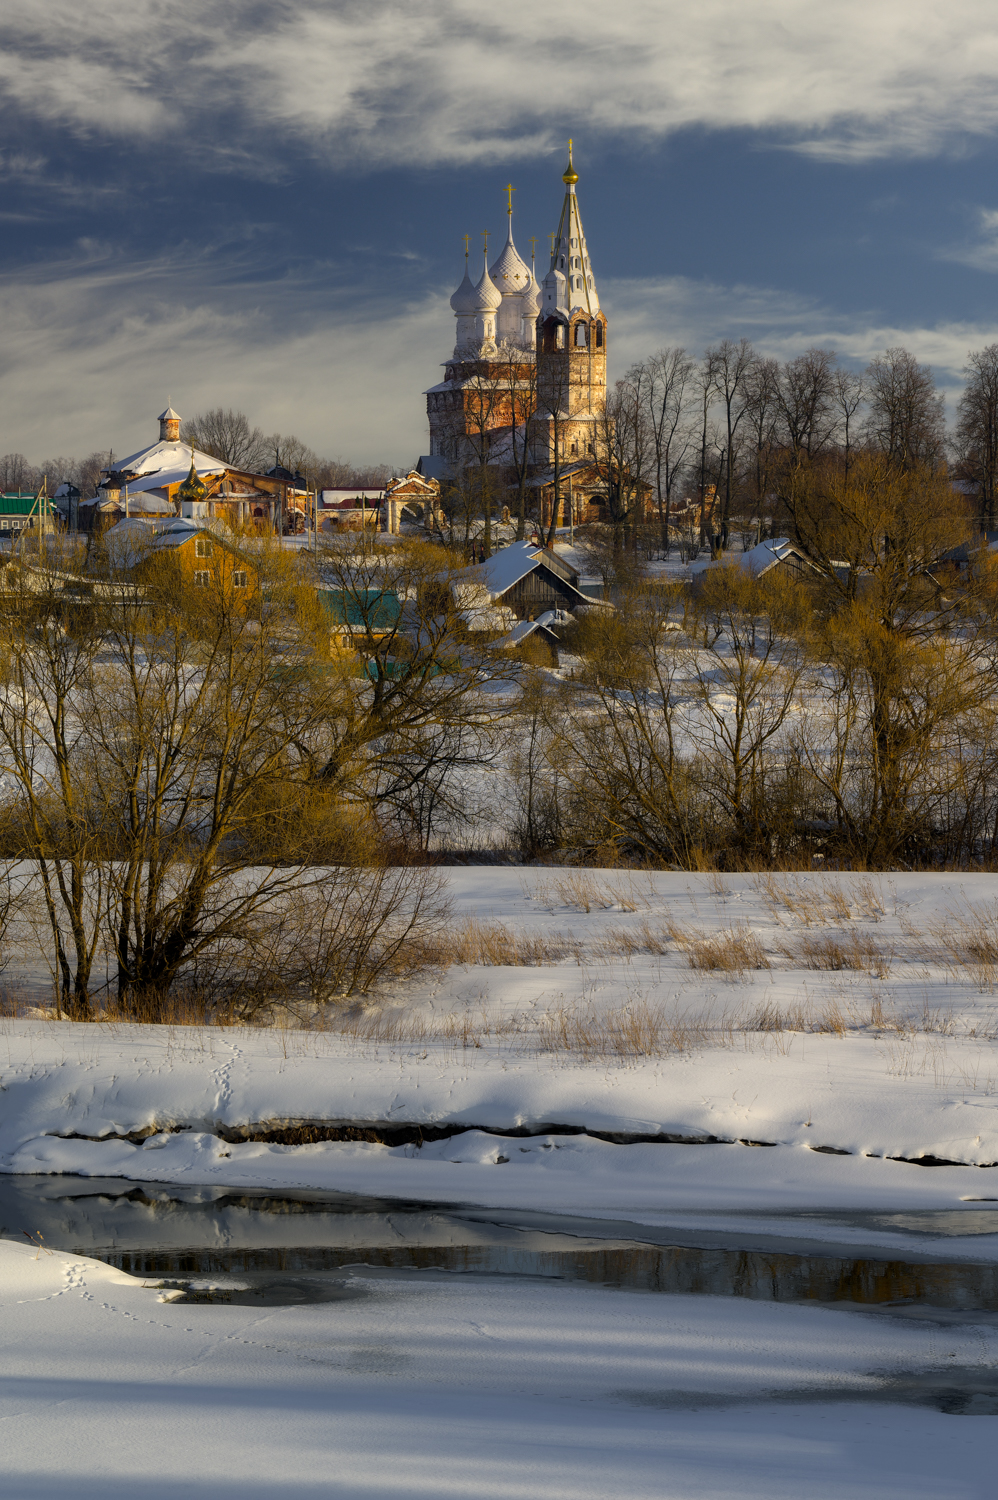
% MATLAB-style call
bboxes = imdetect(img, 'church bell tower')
[533,141,607,465]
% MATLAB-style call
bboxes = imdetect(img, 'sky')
[4,0,998,470]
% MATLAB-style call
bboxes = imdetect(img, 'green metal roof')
[318,588,402,631]
[0,494,56,516]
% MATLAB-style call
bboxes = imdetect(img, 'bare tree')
[0,454,38,492]
[264,432,320,477]
[743,357,781,533]
[775,348,839,461]
[640,347,697,555]
[954,344,998,529]
[832,366,866,482]
[182,409,269,471]
[708,338,755,541]
[592,372,653,544]
[865,347,945,470]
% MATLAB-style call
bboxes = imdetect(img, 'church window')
[574,323,587,347]
[555,323,566,348]
[595,324,603,348]
[560,256,565,268]
[587,277,593,289]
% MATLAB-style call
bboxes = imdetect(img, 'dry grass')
[440,917,578,967]
[530,871,651,914]
[784,932,892,977]
[928,899,998,990]
[748,997,846,1035]
[666,920,770,976]
[537,999,722,1061]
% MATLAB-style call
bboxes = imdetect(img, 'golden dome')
[562,137,578,185]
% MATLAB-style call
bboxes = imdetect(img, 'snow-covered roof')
[690,537,811,580]
[494,614,564,649]
[99,516,241,571]
[453,541,592,607]
[452,540,546,597]
[107,440,225,481]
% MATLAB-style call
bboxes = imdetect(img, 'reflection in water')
[2,1175,998,1312]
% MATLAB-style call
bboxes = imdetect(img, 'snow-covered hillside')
[4,869,998,1216]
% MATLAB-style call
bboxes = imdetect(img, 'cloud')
[4,0,998,168]
[0,243,437,467]
[1,246,990,468]
[939,207,998,273]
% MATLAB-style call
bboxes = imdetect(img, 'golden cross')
[462,233,470,258]
[482,229,490,253]
[528,236,538,263]
[504,183,516,216]
[567,137,573,160]
[548,231,555,255]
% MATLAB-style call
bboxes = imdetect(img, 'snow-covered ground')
[6,870,998,1203]
[4,1237,997,1500]
[6,869,998,1496]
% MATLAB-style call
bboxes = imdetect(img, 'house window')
[233,570,247,589]
[195,538,213,558]
[194,570,209,587]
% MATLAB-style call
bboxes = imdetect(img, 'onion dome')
[449,257,477,315]
[471,252,502,312]
[178,455,208,506]
[489,228,530,295]
[562,138,579,187]
[521,265,541,319]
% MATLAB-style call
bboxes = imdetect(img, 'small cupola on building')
[450,241,479,353]
[177,456,208,512]
[470,243,502,349]
[158,407,182,443]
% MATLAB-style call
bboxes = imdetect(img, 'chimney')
[158,406,181,443]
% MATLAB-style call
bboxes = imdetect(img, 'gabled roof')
[100,517,239,571]
[452,540,590,605]
[691,537,814,580]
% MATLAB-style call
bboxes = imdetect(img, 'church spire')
[542,138,600,319]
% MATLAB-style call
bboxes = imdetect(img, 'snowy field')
[5,868,998,1496]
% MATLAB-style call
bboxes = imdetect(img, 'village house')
[103,517,259,606]
[690,536,818,586]
[451,539,598,628]
[0,491,58,540]
[318,588,402,654]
